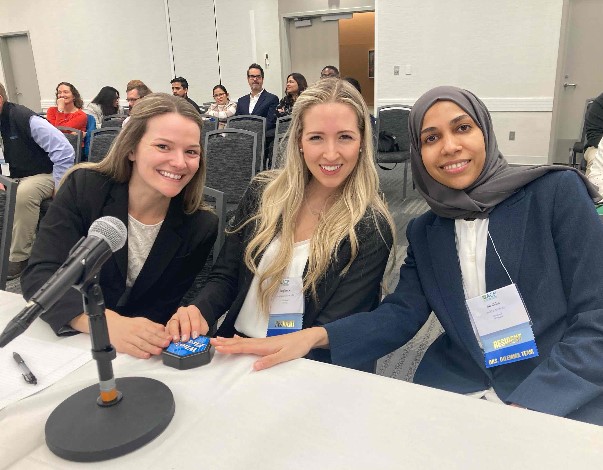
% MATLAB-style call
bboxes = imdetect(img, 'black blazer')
[235,90,279,130]
[21,169,218,334]
[192,178,393,348]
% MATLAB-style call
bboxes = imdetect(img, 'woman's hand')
[69,309,171,359]
[210,327,329,371]
[56,98,65,112]
[166,305,209,343]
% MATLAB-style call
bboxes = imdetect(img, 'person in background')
[343,77,376,130]
[206,84,237,129]
[46,82,87,133]
[210,85,603,426]
[22,93,218,359]
[123,81,152,126]
[167,78,395,372]
[320,65,340,79]
[171,77,201,114]
[0,82,74,280]
[85,86,124,128]
[234,63,279,130]
[275,73,307,119]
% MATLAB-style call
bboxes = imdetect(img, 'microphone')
[0,216,127,347]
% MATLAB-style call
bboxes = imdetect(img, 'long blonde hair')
[63,93,208,214]
[242,78,395,314]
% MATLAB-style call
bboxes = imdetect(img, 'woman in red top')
[46,82,87,133]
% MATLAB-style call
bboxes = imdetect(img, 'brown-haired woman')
[46,82,88,133]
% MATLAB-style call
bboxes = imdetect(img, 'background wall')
[376,0,564,163]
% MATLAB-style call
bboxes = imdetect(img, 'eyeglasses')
[247,74,262,80]
[213,93,226,98]
[126,97,140,103]
[320,73,336,78]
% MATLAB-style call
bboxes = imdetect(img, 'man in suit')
[235,63,279,131]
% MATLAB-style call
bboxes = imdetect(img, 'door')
[0,34,42,112]
[550,0,603,163]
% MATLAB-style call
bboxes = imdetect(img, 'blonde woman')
[22,94,218,359]
[168,78,395,370]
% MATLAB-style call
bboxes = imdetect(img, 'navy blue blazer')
[325,171,603,425]
[235,90,279,130]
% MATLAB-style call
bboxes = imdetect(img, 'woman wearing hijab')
[209,86,603,426]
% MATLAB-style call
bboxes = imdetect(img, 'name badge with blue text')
[267,277,304,337]
[465,284,539,368]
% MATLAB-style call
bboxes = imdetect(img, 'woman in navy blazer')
[211,86,603,425]
[22,94,218,359]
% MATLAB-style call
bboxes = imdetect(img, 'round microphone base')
[45,377,174,462]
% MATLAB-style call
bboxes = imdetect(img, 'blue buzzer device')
[162,336,213,370]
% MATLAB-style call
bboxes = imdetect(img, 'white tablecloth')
[1,290,602,469]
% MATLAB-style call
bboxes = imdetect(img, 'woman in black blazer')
[22,93,218,359]
[168,79,395,367]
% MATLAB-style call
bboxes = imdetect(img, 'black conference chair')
[376,105,412,199]
[272,115,293,169]
[226,115,266,173]
[569,98,596,169]
[0,175,19,290]
[200,115,219,152]
[204,128,257,209]
[57,126,83,164]
[88,128,121,163]
[101,114,126,128]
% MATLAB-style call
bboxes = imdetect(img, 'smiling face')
[300,102,361,194]
[420,100,486,190]
[56,84,74,105]
[286,76,299,96]
[247,67,264,94]
[128,112,201,202]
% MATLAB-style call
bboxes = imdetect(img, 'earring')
[299,148,304,153]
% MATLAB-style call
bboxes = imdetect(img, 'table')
[1,290,602,469]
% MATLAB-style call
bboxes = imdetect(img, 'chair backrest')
[203,186,227,263]
[272,116,294,169]
[83,114,97,161]
[579,98,596,146]
[226,115,266,172]
[0,175,19,290]
[200,115,219,153]
[102,114,126,128]
[88,128,121,163]
[204,128,257,205]
[57,127,83,164]
[375,105,412,164]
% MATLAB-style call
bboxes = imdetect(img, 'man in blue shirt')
[0,83,74,280]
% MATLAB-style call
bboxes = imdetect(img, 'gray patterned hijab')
[409,86,600,219]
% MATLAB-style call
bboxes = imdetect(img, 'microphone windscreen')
[89,216,127,252]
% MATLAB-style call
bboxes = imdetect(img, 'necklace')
[304,196,327,217]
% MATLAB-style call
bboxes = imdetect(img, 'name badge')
[267,277,304,337]
[0,161,9,176]
[465,284,539,368]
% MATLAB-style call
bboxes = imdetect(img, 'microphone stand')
[44,276,175,462]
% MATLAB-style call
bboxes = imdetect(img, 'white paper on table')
[0,335,91,409]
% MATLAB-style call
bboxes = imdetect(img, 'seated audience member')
[0,82,74,280]
[46,82,87,133]
[320,65,340,79]
[171,76,201,114]
[585,137,603,190]
[275,73,307,119]
[343,77,376,130]
[22,93,218,359]
[211,86,603,426]
[206,84,237,129]
[168,78,395,370]
[123,81,152,126]
[234,63,279,131]
[584,93,603,185]
[85,86,124,128]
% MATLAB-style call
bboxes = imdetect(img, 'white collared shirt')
[249,89,264,113]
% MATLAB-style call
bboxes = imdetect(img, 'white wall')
[0,0,281,109]
[377,0,564,163]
